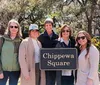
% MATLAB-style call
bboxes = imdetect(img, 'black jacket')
[56,37,76,85]
[38,31,58,48]
[56,37,75,48]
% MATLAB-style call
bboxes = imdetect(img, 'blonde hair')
[5,19,22,37]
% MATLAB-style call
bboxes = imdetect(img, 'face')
[9,22,18,35]
[30,30,39,39]
[44,23,53,33]
[61,27,70,38]
[77,33,87,46]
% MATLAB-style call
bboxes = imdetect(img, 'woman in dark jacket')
[56,24,76,85]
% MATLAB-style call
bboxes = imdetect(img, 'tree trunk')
[88,19,92,36]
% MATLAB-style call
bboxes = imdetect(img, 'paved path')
[6,75,100,85]
[6,80,100,85]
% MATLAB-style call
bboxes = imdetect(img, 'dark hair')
[76,31,91,58]
[44,21,53,26]
[28,30,40,37]
[60,24,72,38]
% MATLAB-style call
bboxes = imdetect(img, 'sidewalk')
[6,74,100,85]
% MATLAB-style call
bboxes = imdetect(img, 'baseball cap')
[44,18,53,24]
[29,24,39,31]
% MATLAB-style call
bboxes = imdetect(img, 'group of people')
[0,18,99,85]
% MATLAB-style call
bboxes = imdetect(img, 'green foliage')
[0,0,100,37]
[48,12,60,18]
[99,64,100,72]
[91,36,100,51]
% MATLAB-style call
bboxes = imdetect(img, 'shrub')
[91,36,100,51]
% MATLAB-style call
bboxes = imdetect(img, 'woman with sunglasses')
[0,19,22,85]
[75,31,99,85]
[56,24,76,85]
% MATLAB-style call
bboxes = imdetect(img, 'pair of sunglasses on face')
[10,26,18,29]
[77,36,86,40]
[62,30,70,33]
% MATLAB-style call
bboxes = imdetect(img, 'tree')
[0,0,38,27]
[76,0,99,35]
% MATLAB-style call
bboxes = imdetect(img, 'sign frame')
[40,48,78,70]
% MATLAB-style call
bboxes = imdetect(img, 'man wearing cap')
[38,18,58,85]
[19,24,45,85]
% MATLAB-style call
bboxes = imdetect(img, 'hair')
[76,31,91,58]
[44,21,53,26]
[5,19,22,37]
[60,24,72,38]
[28,30,40,36]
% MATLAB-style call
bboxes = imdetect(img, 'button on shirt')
[32,39,40,63]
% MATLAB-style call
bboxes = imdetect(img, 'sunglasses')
[10,26,18,29]
[62,30,70,33]
[77,36,86,40]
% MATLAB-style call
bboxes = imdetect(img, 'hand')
[25,76,30,81]
[0,73,4,79]
[86,78,93,85]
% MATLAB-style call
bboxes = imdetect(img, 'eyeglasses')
[77,36,86,40]
[10,26,18,29]
[62,30,70,33]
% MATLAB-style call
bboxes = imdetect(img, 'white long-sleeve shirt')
[32,39,40,63]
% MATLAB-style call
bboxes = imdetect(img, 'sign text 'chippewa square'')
[40,48,78,70]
